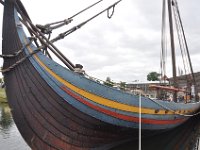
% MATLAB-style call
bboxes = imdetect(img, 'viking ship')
[1,0,200,149]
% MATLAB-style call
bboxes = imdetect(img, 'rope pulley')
[51,0,122,43]
[35,0,105,34]
[36,18,73,34]
[11,0,122,72]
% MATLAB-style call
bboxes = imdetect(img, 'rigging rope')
[172,0,198,100]
[173,0,196,84]
[36,18,73,34]
[4,0,199,116]
[17,15,76,71]
[36,0,104,34]
[1,48,41,73]
[160,0,198,100]
[51,0,122,43]
[0,37,35,58]
[107,5,115,19]
[14,0,122,71]
[173,3,189,76]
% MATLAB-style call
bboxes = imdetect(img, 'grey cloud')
[1,0,200,82]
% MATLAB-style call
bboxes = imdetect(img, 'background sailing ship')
[1,0,200,149]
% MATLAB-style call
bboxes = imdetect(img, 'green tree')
[0,78,3,83]
[147,72,160,81]
[104,77,114,87]
[0,105,13,129]
[119,82,126,90]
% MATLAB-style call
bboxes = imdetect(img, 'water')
[112,116,200,150]
[0,102,200,150]
[0,103,30,150]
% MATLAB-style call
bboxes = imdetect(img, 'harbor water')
[0,102,200,150]
[0,103,30,150]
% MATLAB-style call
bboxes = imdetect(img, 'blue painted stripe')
[14,9,194,130]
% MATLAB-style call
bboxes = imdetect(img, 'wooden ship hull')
[2,0,200,149]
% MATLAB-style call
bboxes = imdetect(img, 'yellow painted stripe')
[24,38,194,115]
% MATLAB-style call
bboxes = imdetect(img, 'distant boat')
[1,0,200,149]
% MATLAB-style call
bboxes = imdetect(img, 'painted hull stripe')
[23,38,197,116]
[61,86,186,125]
[25,46,187,115]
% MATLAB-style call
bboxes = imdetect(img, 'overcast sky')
[0,0,200,83]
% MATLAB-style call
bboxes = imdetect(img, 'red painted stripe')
[61,86,186,125]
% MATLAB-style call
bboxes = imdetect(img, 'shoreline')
[0,98,7,103]
[0,88,7,103]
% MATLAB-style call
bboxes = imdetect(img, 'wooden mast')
[175,2,198,101]
[167,0,177,101]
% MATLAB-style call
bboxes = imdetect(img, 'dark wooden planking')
[2,0,39,148]
[16,60,104,148]
[16,43,134,148]
[22,58,133,136]
[2,0,136,149]
[20,60,122,138]
[2,0,67,149]
[22,58,126,134]
[15,0,134,138]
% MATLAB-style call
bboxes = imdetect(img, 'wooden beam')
[168,0,178,101]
